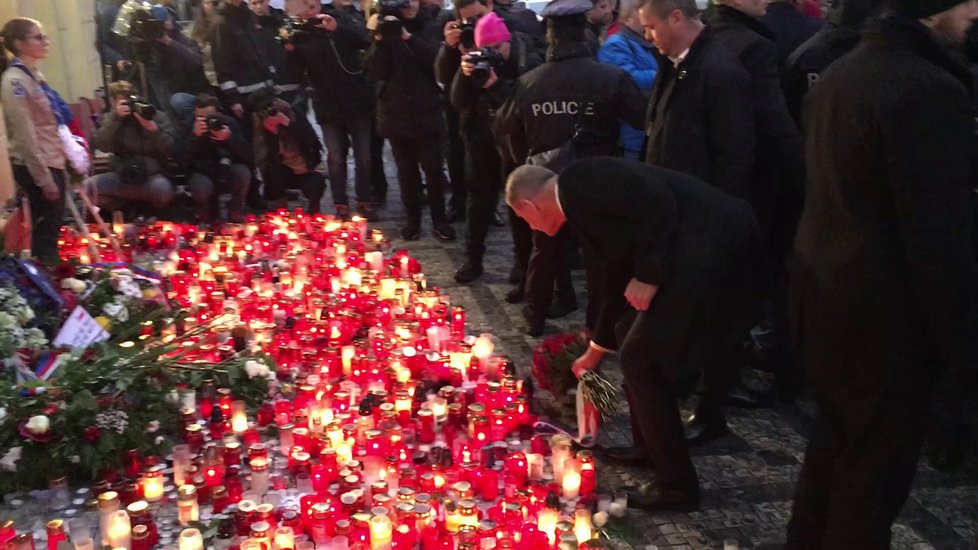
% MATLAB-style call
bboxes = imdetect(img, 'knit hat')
[475,13,511,47]
[894,0,966,18]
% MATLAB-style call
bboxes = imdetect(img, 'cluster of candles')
[3,213,629,550]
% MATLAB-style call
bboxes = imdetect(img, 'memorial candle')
[231,400,249,434]
[140,466,165,503]
[273,526,295,550]
[342,345,356,377]
[106,510,131,550]
[178,528,204,550]
[537,508,559,547]
[177,486,199,526]
[369,515,393,550]
[573,509,593,545]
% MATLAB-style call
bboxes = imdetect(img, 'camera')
[124,95,157,120]
[205,115,226,133]
[375,0,410,40]
[277,15,321,45]
[467,48,505,88]
[459,18,477,49]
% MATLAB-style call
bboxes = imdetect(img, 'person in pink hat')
[448,12,544,284]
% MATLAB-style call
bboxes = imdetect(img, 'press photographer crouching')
[248,89,326,214]
[450,12,543,282]
[187,93,253,223]
[87,80,175,216]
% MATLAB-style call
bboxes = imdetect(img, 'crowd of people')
[3,0,978,547]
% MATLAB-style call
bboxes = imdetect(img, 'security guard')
[494,0,646,336]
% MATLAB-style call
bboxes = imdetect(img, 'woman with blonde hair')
[0,18,67,262]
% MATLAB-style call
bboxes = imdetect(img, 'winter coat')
[142,28,214,108]
[760,1,824,65]
[597,26,658,156]
[793,16,978,393]
[644,26,755,199]
[95,111,175,177]
[708,4,804,259]
[559,157,765,382]
[494,41,646,165]
[188,113,253,181]
[212,2,278,109]
[366,12,445,139]
[293,6,375,123]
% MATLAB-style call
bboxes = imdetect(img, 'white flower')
[102,302,129,322]
[0,447,22,472]
[154,436,164,446]
[25,415,50,434]
[0,312,15,330]
[146,420,160,433]
[0,407,6,422]
[245,360,266,379]
[61,278,87,294]
[70,455,81,464]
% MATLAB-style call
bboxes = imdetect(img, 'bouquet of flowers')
[531,332,588,406]
[0,282,49,361]
[56,262,169,337]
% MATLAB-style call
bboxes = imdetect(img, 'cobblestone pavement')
[359,149,978,550]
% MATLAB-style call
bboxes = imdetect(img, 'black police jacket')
[212,2,278,109]
[365,12,445,139]
[257,8,304,92]
[292,7,375,124]
[188,114,253,180]
[493,41,646,165]
[759,1,824,66]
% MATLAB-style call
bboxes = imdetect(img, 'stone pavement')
[354,149,978,550]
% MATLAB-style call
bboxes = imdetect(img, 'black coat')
[708,5,804,259]
[293,7,375,123]
[782,23,861,125]
[253,99,323,176]
[559,157,765,382]
[644,26,755,198]
[494,41,646,164]
[141,28,214,108]
[793,16,978,392]
[256,8,304,90]
[760,1,824,65]
[495,3,545,46]
[188,114,253,180]
[366,12,445,139]
[212,3,278,108]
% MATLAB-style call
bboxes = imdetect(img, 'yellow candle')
[379,278,397,300]
[538,508,559,547]
[472,334,494,367]
[231,400,249,434]
[106,510,131,550]
[178,528,204,550]
[562,470,581,500]
[273,526,295,550]
[369,514,393,550]
[341,345,356,377]
[573,509,594,545]
[140,466,165,503]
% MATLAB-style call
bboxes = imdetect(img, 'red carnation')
[83,426,101,442]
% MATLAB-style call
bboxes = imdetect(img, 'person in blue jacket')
[597,0,657,160]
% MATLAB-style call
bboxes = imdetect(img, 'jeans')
[463,129,502,258]
[261,163,326,214]
[321,114,373,206]
[13,165,65,264]
[169,92,198,142]
[187,163,252,218]
[387,136,449,227]
[86,171,174,212]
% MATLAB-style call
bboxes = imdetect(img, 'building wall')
[0,0,102,202]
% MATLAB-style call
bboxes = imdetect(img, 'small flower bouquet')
[531,332,588,407]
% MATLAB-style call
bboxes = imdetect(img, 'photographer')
[251,0,305,103]
[449,13,543,282]
[87,81,175,215]
[249,89,326,214]
[366,0,456,241]
[212,0,278,120]
[289,2,378,220]
[187,94,252,223]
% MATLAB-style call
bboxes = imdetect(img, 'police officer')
[494,0,646,336]
[212,0,278,121]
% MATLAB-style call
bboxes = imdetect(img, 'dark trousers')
[14,165,65,264]
[446,109,467,214]
[786,366,933,549]
[463,130,502,258]
[262,163,326,213]
[187,163,251,217]
[523,227,575,321]
[388,136,449,227]
[321,113,373,206]
[370,119,388,203]
[616,309,699,493]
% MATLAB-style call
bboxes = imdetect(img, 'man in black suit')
[506,157,765,512]
[788,0,978,546]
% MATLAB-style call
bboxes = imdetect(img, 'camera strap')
[328,37,365,77]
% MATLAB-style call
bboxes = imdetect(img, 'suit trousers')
[388,136,449,227]
[616,309,699,493]
[523,227,576,322]
[786,364,934,549]
[446,109,467,214]
[462,130,502,258]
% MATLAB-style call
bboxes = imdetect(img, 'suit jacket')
[644,26,755,199]
[794,16,978,393]
[559,157,765,381]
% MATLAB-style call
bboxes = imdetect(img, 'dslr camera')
[458,18,477,49]
[467,48,505,88]
[205,115,226,133]
[375,0,411,40]
[124,95,157,120]
[277,15,322,45]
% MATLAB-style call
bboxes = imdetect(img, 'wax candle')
[561,458,581,500]
[106,510,131,550]
[172,444,192,487]
[177,485,199,526]
[250,457,270,495]
[98,491,121,547]
[369,515,393,550]
[537,508,559,547]
[231,400,249,434]
[550,434,573,484]
[342,345,356,377]
[178,528,204,550]
[573,509,593,544]
[140,465,165,503]
[273,526,295,550]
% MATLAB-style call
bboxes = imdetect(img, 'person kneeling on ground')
[187,93,253,223]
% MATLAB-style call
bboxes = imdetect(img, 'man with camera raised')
[449,12,543,283]
[87,80,176,216]
[288,0,378,221]
[366,0,456,242]
[212,0,278,120]
[187,94,253,223]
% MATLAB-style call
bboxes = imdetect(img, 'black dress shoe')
[725,384,773,409]
[624,483,699,513]
[454,260,484,283]
[684,415,729,446]
[547,300,579,319]
[508,265,525,284]
[505,287,524,304]
[432,222,457,242]
[599,446,650,467]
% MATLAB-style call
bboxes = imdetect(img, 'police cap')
[540,0,593,18]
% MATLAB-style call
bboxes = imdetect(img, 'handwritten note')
[53,306,110,349]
